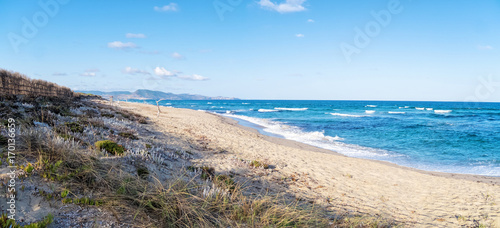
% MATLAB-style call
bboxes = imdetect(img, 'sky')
[1,0,499,101]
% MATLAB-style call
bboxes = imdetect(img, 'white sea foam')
[365,105,377,107]
[388,111,405,114]
[274,107,308,111]
[258,109,279,112]
[207,102,212,104]
[330,113,363,117]
[426,108,433,111]
[415,107,425,110]
[242,103,250,104]
[434,110,452,114]
[223,114,394,159]
[365,110,376,114]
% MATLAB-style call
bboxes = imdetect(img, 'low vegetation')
[0,213,53,228]
[0,93,398,227]
[95,140,125,155]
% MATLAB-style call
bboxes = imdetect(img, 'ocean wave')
[223,114,396,159]
[365,110,376,114]
[365,105,377,107]
[258,109,279,112]
[388,111,405,114]
[330,113,364,117]
[242,103,250,104]
[434,110,453,114]
[274,107,308,111]
[426,108,433,111]
[415,107,425,110]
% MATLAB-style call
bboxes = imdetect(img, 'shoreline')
[220,113,500,184]
[120,101,500,227]
[218,113,500,185]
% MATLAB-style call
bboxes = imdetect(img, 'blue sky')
[1,0,499,101]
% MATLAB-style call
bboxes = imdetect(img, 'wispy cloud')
[178,74,209,81]
[307,19,314,23]
[171,52,185,60]
[154,67,176,77]
[258,0,307,13]
[295,34,304,38]
[154,3,179,12]
[80,72,96,77]
[80,68,99,77]
[478,45,493,50]
[52,72,67,76]
[126,33,146,38]
[122,67,150,75]
[107,41,138,50]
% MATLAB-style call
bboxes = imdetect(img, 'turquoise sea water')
[131,100,500,176]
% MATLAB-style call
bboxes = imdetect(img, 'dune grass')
[1,95,398,227]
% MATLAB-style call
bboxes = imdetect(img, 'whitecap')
[388,111,405,114]
[365,105,377,107]
[415,107,425,110]
[258,109,279,112]
[434,110,452,114]
[330,113,363,118]
[274,107,308,111]
[365,110,376,114]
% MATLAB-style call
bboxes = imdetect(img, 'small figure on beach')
[156,100,161,117]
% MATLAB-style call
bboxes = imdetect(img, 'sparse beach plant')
[250,160,269,169]
[65,122,84,133]
[95,140,125,155]
[118,132,139,140]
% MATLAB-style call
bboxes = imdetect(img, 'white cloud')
[52,72,67,76]
[295,34,304,38]
[478,45,493,50]
[258,0,307,13]
[307,19,314,23]
[122,67,150,75]
[80,68,99,76]
[80,72,96,77]
[126,33,146,38]
[178,74,209,81]
[171,52,185,60]
[107,41,138,49]
[154,3,178,12]
[154,67,176,77]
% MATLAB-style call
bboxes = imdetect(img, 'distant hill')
[77,89,239,100]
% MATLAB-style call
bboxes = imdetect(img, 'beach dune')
[121,101,500,227]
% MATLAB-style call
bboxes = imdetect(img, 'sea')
[130,100,500,176]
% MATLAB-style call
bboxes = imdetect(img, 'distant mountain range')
[77,89,239,100]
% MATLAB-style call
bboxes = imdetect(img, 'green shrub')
[25,163,34,174]
[0,213,53,228]
[118,132,138,140]
[250,160,269,169]
[145,144,152,149]
[101,113,115,118]
[61,189,69,198]
[95,140,125,155]
[215,175,236,191]
[65,122,84,133]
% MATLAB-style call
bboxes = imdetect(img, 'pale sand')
[120,101,500,227]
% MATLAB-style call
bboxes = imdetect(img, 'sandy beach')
[118,101,500,227]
